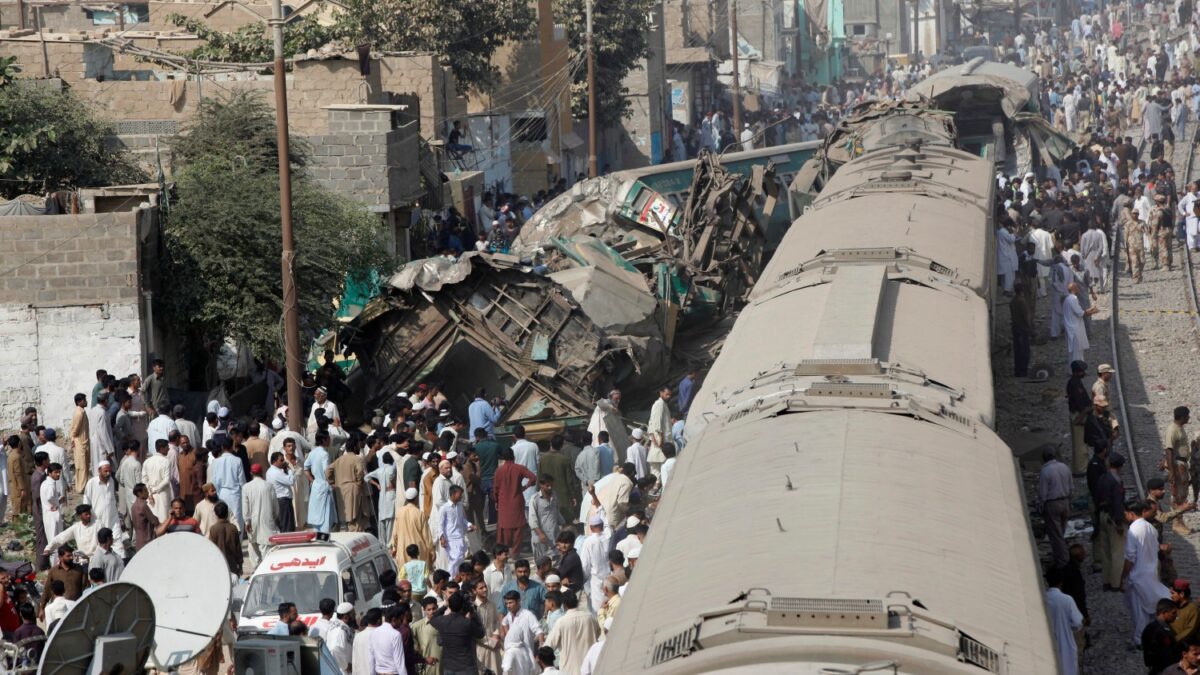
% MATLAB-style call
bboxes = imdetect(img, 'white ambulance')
[237,531,396,634]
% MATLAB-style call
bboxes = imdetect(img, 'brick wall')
[0,212,143,305]
[309,107,421,210]
[0,211,148,431]
[378,54,467,140]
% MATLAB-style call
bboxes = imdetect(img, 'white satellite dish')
[121,532,233,669]
[39,582,156,675]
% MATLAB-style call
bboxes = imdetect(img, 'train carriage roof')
[598,410,1056,674]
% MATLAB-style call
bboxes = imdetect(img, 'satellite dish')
[39,582,156,675]
[121,532,233,669]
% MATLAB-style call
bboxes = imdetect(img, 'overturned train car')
[598,108,1058,671]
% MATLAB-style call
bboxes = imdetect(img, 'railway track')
[1110,130,1200,503]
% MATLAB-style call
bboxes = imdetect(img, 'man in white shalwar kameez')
[997,224,1019,293]
[1080,222,1109,293]
[87,395,116,478]
[40,466,65,565]
[141,440,173,523]
[82,462,123,543]
[1029,224,1056,297]
[242,464,278,569]
[438,485,472,573]
[1049,256,1071,339]
[578,515,610,613]
[1045,567,1083,675]
[646,387,671,478]
[1180,183,1199,251]
[1124,502,1172,646]
[1063,284,1094,366]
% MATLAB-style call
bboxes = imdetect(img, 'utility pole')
[586,0,599,178]
[268,0,304,434]
[728,0,742,133]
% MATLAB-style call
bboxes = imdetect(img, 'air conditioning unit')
[234,639,301,675]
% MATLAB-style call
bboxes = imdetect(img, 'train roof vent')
[647,622,700,667]
[795,358,882,376]
[806,382,893,399]
[958,632,1002,673]
[767,597,886,629]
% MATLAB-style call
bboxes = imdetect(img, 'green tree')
[167,13,336,64]
[163,92,392,361]
[333,0,536,91]
[553,0,657,121]
[167,0,536,92]
[0,67,145,198]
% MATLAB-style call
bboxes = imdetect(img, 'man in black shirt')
[429,592,484,675]
[1067,361,1092,475]
[555,530,586,591]
[1144,598,1184,673]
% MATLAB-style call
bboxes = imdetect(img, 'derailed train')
[597,107,1058,671]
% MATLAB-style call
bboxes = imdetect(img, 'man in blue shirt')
[500,559,547,618]
[677,370,698,415]
[268,602,298,635]
[468,389,503,439]
[595,431,614,477]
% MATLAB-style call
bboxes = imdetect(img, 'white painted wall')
[0,303,143,434]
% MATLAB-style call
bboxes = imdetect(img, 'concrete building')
[0,199,159,431]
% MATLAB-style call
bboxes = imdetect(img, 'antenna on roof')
[121,532,234,669]
[39,582,156,675]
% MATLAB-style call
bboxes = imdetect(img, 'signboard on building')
[669,80,691,126]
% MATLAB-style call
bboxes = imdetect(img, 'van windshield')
[242,572,340,618]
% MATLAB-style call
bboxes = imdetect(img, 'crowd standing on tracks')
[975,2,1200,673]
[0,356,697,674]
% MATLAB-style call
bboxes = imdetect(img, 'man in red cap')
[242,462,279,570]
[1174,579,1200,643]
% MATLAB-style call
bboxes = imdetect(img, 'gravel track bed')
[995,130,1200,673]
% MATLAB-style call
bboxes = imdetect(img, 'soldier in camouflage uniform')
[1152,193,1175,271]
[1123,204,1145,283]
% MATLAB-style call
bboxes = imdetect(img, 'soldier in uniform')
[1123,204,1145,283]
[1153,194,1175,271]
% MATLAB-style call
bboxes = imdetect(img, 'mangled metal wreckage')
[342,151,778,423]
[792,59,1076,201]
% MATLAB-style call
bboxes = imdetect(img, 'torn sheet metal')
[343,151,778,425]
[342,255,662,424]
[903,58,1039,118]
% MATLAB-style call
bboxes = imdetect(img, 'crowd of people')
[0,349,699,674]
[976,3,1200,675]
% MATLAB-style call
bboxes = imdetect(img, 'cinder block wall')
[0,212,146,431]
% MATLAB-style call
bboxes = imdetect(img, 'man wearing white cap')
[326,601,355,674]
[308,387,340,435]
[390,487,435,572]
[82,461,123,544]
[740,122,755,151]
[578,515,609,613]
[626,430,649,481]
